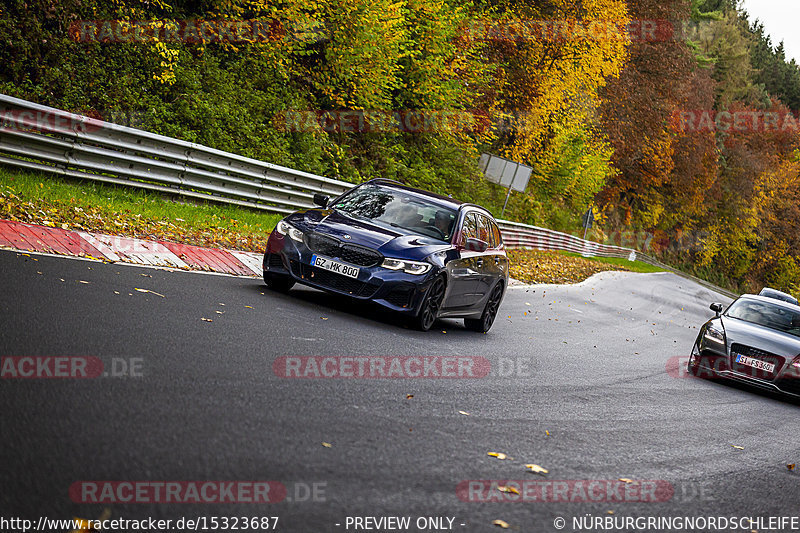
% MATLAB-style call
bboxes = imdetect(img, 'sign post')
[581,207,594,241]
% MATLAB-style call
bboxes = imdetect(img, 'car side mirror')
[710,302,723,317]
[464,238,489,253]
[313,193,330,208]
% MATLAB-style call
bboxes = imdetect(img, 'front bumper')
[689,338,800,398]
[263,232,435,314]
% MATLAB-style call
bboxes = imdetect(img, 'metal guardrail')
[0,94,736,298]
[498,219,641,260]
[0,94,352,214]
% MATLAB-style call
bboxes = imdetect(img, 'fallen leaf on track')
[731,445,744,450]
[618,478,634,483]
[492,519,510,529]
[488,452,509,460]
[788,464,796,471]
[201,318,213,322]
[458,411,470,416]
[525,464,548,475]
[321,442,332,448]
[134,288,165,298]
[497,485,519,495]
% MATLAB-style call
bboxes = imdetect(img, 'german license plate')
[735,353,775,373]
[311,254,360,279]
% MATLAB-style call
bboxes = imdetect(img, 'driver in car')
[434,210,454,240]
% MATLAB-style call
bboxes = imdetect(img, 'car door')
[473,213,500,299]
[489,218,509,283]
[443,211,483,308]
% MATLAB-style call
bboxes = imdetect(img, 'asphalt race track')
[1,249,799,532]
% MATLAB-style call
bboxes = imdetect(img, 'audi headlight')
[785,356,800,378]
[275,220,304,242]
[703,323,725,345]
[381,258,431,275]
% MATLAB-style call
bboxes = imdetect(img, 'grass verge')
[508,249,663,285]
[0,167,281,252]
[558,251,665,274]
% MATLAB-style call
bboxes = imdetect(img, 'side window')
[461,212,478,243]
[490,219,502,248]
[477,214,493,245]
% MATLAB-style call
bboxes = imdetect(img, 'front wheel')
[264,272,295,293]
[465,282,504,333]
[412,276,446,331]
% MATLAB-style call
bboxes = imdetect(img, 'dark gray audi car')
[262,179,509,332]
[689,293,800,397]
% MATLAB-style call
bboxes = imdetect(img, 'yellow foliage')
[487,0,629,166]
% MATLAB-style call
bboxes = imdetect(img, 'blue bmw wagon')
[263,179,509,332]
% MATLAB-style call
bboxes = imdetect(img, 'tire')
[412,276,446,331]
[264,272,295,293]
[465,282,504,333]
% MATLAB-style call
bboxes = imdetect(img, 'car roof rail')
[459,203,493,216]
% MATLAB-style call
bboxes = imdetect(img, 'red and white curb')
[0,219,263,277]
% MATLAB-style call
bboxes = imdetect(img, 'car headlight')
[703,323,725,345]
[785,356,800,378]
[381,258,432,275]
[275,220,304,243]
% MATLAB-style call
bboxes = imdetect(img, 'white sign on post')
[479,153,533,216]
[479,153,532,192]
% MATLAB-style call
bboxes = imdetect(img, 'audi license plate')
[311,255,360,279]
[735,353,775,373]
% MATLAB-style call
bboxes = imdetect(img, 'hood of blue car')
[720,316,800,357]
[285,209,452,261]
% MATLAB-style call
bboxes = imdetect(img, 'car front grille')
[730,343,785,380]
[338,245,383,267]
[304,232,383,267]
[305,232,340,257]
[290,260,380,298]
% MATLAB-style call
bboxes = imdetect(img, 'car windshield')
[331,184,457,241]
[725,299,800,338]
